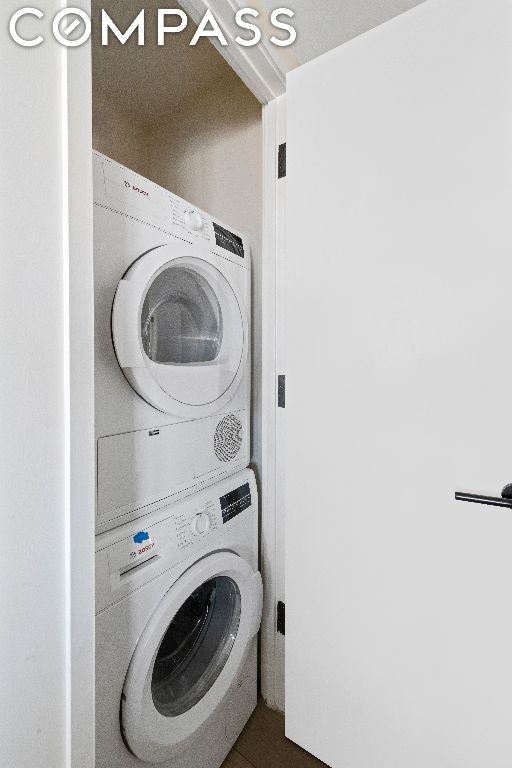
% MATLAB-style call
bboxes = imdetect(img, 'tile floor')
[222,700,327,768]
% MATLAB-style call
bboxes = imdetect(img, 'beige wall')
[92,89,150,177]
[146,74,261,253]
[92,72,263,484]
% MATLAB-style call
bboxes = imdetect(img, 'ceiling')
[264,0,427,64]
[92,0,428,123]
[92,0,242,124]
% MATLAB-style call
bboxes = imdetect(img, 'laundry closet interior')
[90,2,280,767]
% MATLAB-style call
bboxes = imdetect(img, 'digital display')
[220,482,251,523]
[213,222,245,258]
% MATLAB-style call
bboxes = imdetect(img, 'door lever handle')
[455,484,512,508]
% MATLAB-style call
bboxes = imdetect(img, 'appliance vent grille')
[214,415,243,462]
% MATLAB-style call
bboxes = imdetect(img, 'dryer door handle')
[112,279,146,367]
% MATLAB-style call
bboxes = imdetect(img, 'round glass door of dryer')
[121,552,262,764]
[141,266,223,366]
[112,245,247,417]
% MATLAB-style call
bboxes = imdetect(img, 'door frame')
[260,94,286,711]
[179,0,298,102]
[66,26,96,767]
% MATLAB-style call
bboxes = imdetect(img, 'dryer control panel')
[93,151,249,267]
[95,469,257,612]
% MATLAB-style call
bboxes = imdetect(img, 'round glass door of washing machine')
[121,551,262,764]
[151,575,240,717]
[112,242,247,417]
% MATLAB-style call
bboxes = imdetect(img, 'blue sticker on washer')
[133,531,150,544]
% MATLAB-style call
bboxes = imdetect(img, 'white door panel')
[286,1,512,766]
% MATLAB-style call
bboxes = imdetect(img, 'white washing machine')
[96,469,262,768]
[93,152,251,533]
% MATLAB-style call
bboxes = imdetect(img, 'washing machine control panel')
[173,482,252,550]
[175,481,252,547]
[175,499,219,549]
[95,471,256,611]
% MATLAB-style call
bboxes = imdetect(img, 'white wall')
[0,3,95,766]
[0,8,66,765]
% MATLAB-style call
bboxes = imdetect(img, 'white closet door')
[285,2,512,766]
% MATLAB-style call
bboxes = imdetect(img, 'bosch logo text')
[137,543,154,556]
[124,181,149,197]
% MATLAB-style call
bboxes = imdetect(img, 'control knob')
[190,511,211,536]
[184,209,203,231]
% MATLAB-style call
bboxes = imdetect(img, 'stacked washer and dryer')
[93,151,262,768]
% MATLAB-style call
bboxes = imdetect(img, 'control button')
[184,210,203,231]
[190,512,211,536]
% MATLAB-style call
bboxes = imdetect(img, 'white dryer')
[95,469,262,768]
[93,152,251,532]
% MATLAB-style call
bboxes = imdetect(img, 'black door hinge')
[278,143,286,179]
[278,375,285,408]
[277,601,285,635]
